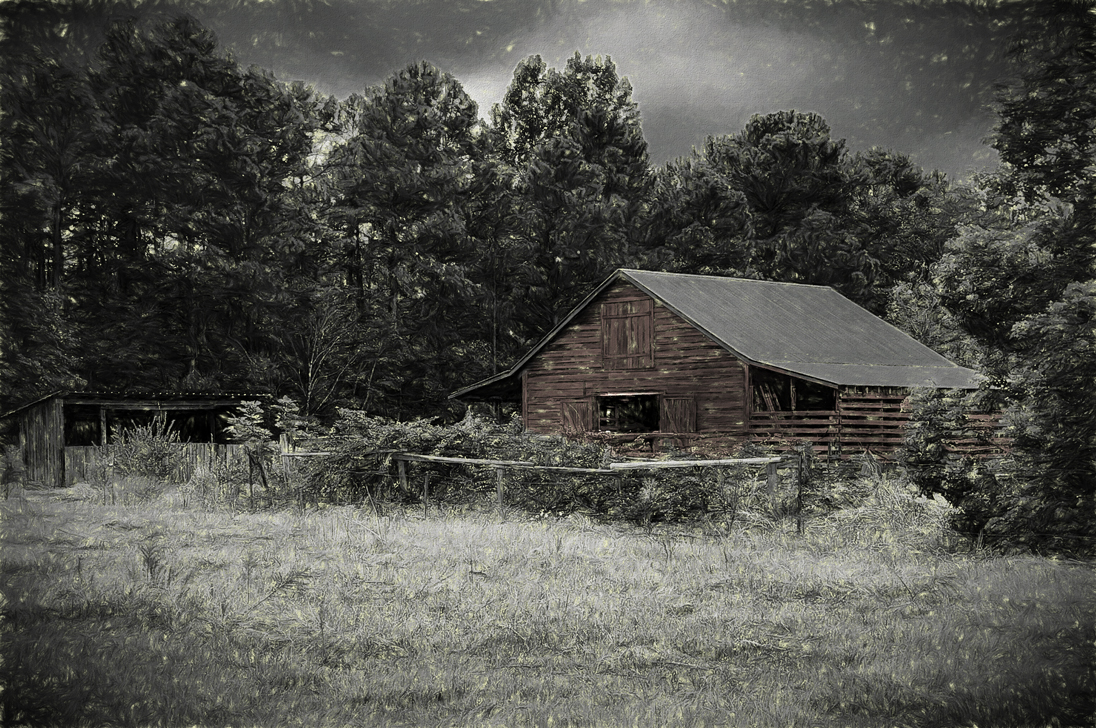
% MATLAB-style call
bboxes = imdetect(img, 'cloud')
[202,0,1012,179]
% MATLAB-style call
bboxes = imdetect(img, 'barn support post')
[766,461,779,516]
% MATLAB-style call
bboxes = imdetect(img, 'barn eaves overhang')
[450,269,982,401]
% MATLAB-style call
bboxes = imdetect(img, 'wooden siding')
[20,398,64,487]
[515,280,1002,460]
[64,443,249,485]
[9,393,252,487]
[524,281,748,435]
[749,387,911,457]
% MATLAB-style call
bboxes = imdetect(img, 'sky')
[184,0,1021,181]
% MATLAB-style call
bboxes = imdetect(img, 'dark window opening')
[63,406,233,446]
[752,369,836,412]
[597,394,660,433]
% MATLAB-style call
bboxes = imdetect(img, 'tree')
[1,12,327,406]
[326,61,489,417]
[0,10,102,409]
[658,111,884,307]
[909,0,1096,555]
[642,156,752,276]
[490,53,653,339]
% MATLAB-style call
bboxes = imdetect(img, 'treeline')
[2,7,969,417]
[1,3,1093,551]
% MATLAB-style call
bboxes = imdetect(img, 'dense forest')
[1,1,1092,552]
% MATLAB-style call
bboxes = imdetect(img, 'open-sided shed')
[452,269,983,457]
[1,391,257,487]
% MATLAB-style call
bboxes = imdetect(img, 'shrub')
[309,410,786,526]
[310,410,609,509]
[110,418,185,481]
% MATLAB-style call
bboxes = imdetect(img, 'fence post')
[398,459,408,495]
[766,461,779,517]
[495,467,504,510]
[423,471,431,517]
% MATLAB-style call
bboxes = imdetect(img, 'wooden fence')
[63,443,250,485]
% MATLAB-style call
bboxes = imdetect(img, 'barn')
[0,391,257,488]
[452,269,982,458]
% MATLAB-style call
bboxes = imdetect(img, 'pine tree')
[490,53,653,339]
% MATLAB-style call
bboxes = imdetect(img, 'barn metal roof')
[451,269,980,399]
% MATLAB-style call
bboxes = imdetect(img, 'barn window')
[752,368,836,412]
[601,299,654,370]
[597,394,659,433]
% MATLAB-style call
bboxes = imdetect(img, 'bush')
[813,475,963,555]
[310,410,609,509]
[110,418,186,481]
[309,410,787,526]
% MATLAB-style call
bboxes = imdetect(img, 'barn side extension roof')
[452,269,981,400]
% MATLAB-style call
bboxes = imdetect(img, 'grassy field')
[2,478,1093,727]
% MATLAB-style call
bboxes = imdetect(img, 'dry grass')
[2,478,1093,727]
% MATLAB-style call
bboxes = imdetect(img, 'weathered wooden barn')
[1,391,256,487]
[452,269,983,457]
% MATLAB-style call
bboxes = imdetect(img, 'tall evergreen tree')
[699,111,880,303]
[490,53,653,338]
[77,15,320,392]
[327,62,488,417]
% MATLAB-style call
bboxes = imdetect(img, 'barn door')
[661,397,696,434]
[561,399,594,435]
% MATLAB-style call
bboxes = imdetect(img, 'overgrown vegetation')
[2,479,1092,727]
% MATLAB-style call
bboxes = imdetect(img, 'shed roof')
[452,269,981,399]
[0,390,265,420]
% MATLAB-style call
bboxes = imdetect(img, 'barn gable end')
[523,279,749,438]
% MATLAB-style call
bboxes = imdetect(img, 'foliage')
[812,475,963,556]
[225,400,277,457]
[489,53,653,338]
[1,2,1092,559]
[310,411,786,526]
[109,417,185,481]
[647,113,958,313]
[905,1,1096,557]
[0,5,1005,432]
